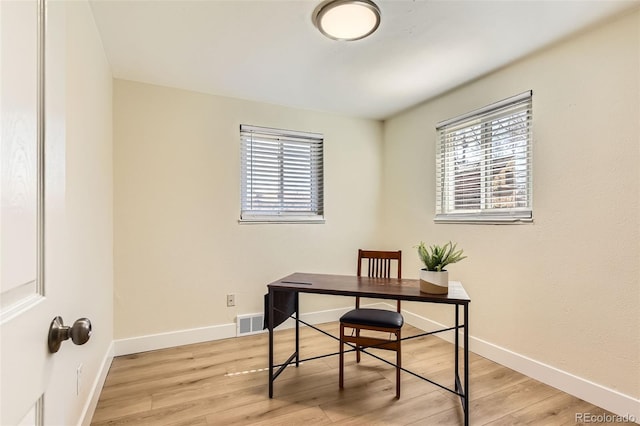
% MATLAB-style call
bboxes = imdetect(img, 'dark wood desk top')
[268,272,470,305]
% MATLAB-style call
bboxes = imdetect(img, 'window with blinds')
[435,91,533,223]
[240,125,324,223]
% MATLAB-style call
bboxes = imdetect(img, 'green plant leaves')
[416,241,466,272]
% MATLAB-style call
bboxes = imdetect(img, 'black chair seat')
[340,308,404,328]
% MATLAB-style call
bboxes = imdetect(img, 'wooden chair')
[339,249,403,398]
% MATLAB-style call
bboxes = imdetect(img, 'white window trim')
[239,124,324,224]
[435,91,533,224]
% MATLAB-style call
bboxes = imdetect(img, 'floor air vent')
[237,313,265,336]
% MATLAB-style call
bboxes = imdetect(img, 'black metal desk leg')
[295,292,300,367]
[464,303,469,426]
[268,288,274,398]
[455,305,459,391]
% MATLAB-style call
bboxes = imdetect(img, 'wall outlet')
[76,364,83,395]
[226,294,235,307]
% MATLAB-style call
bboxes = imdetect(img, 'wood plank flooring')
[92,323,633,425]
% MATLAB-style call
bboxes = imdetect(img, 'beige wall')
[382,9,639,399]
[111,6,638,411]
[113,80,384,339]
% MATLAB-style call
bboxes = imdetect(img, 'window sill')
[434,215,533,225]
[239,217,325,225]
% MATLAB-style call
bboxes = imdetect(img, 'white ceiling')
[89,0,639,120]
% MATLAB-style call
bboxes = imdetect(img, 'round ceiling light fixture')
[312,0,381,41]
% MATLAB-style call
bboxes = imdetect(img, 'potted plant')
[417,241,466,294]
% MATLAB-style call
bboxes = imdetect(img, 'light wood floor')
[92,323,631,425]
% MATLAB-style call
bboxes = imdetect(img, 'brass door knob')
[48,316,92,353]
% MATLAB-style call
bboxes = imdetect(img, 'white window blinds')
[435,91,533,223]
[240,125,324,223]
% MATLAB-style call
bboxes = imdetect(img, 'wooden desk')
[267,272,471,425]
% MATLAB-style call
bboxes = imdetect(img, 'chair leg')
[355,328,361,363]
[396,330,401,399]
[339,323,344,389]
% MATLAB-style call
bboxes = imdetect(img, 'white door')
[1,1,67,424]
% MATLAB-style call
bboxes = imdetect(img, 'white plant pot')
[419,269,449,294]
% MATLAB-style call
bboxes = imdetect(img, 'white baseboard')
[113,323,236,356]
[79,341,114,426]
[400,307,458,342]
[113,309,351,357]
[471,334,640,421]
[107,304,639,420]
[399,305,640,421]
[274,306,353,331]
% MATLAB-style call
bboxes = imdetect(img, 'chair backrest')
[357,249,402,279]
[356,249,402,311]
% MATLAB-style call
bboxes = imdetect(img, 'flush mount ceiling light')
[313,0,381,41]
